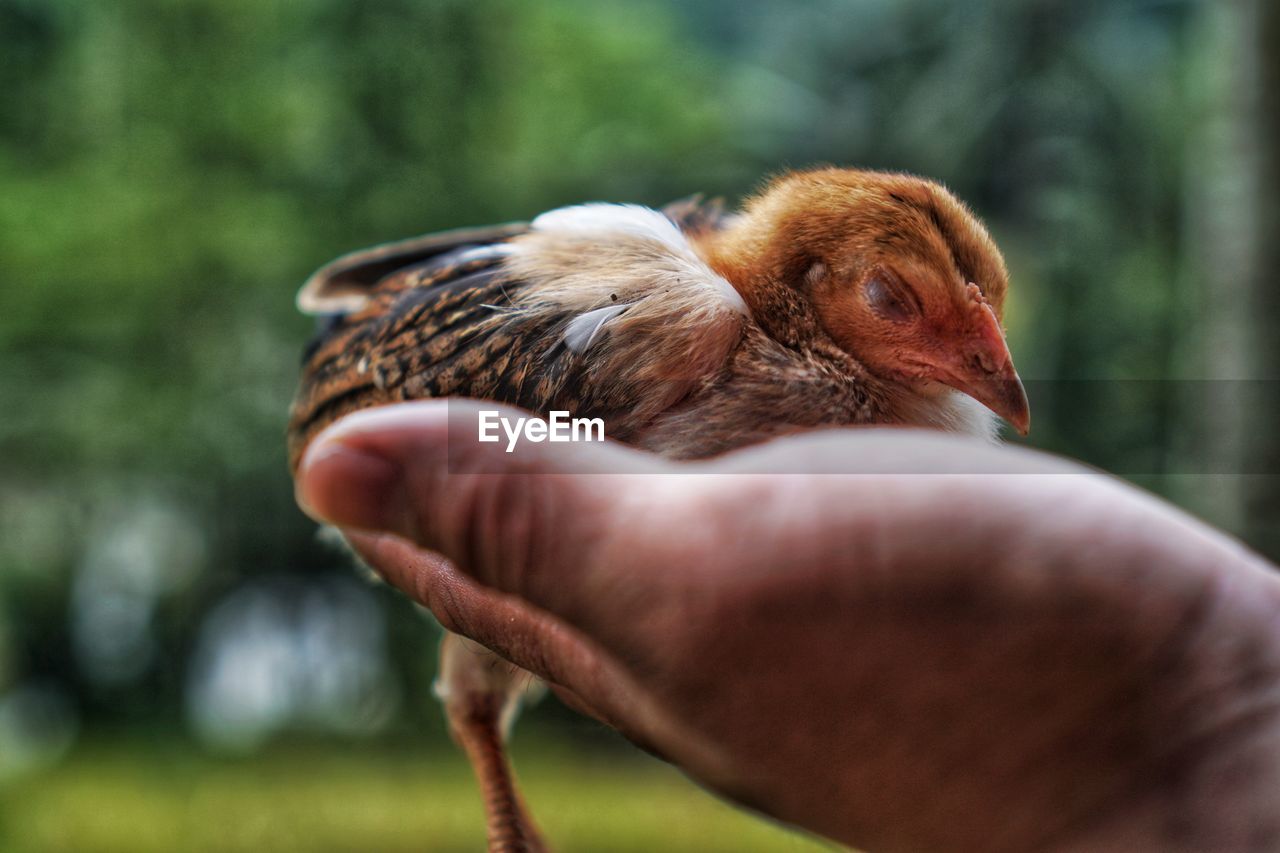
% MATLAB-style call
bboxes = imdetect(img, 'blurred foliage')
[0,0,1275,846]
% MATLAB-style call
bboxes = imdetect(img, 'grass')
[1,739,834,852]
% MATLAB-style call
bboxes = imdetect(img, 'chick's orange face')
[775,170,1029,433]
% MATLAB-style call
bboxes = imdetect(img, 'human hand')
[296,400,1280,852]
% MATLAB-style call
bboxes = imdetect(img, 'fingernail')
[296,439,408,534]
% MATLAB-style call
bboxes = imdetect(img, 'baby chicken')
[287,168,1028,851]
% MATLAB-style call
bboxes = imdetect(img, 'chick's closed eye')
[864,274,918,323]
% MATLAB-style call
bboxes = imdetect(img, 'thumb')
[295,399,661,628]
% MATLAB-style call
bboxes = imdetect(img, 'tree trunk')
[1187,0,1280,562]
[1245,0,1280,560]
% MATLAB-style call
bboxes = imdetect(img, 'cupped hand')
[295,400,1280,853]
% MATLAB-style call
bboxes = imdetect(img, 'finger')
[708,426,1083,476]
[296,400,666,632]
[345,530,644,735]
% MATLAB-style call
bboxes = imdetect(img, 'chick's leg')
[436,631,548,853]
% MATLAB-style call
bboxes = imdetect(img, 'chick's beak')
[935,301,1030,435]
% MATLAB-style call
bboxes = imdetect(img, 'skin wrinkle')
[635,475,791,659]
[696,549,1105,846]
[563,480,703,677]
[1000,605,1179,849]
[1147,577,1280,846]
[348,532,612,717]
[434,576,474,641]
[971,489,1280,850]
[1165,702,1280,845]
[953,482,1246,801]
[472,471,541,600]
[423,437,666,659]
[633,478,1076,846]
[406,431,542,594]
[1061,675,1280,849]
[500,472,611,632]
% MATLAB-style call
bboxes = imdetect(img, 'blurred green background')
[2,0,1277,849]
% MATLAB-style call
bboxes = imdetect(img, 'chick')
[287,168,1028,851]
